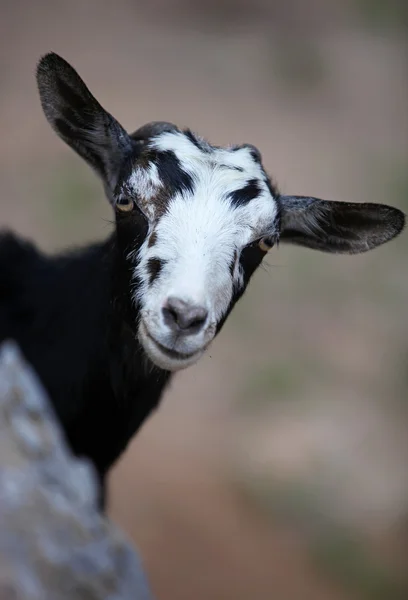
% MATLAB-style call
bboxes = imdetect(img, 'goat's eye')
[258,237,275,252]
[116,197,135,212]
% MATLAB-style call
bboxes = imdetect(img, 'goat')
[0,53,405,507]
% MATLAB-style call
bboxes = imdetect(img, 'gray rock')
[0,340,154,600]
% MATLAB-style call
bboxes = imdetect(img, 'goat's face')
[124,131,279,370]
[36,53,405,372]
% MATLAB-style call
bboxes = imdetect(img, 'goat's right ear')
[36,53,132,189]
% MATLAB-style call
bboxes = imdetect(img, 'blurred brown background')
[1,1,407,598]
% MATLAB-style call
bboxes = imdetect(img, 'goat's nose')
[162,297,208,334]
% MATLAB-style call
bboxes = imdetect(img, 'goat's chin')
[138,321,205,372]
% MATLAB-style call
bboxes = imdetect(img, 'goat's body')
[0,231,171,492]
[1,51,404,509]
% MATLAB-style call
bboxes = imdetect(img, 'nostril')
[162,297,208,333]
[162,305,179,328]
[183,306,208,330]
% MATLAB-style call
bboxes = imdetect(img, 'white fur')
[127,163,163,220]
[130,132,278,371]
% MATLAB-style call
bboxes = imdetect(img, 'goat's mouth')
[138,320,205,371]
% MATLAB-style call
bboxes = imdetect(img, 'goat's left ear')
[278,196,405,254]
[36,52,132,190]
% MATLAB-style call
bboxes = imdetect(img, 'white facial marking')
[128,131,278,371]
[127,162,163,220]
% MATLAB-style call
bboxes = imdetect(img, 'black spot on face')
[147,257,165,285]
[155,150,194,197]
[148,231,157,248]
[216,242,266,337]
[229,179,261,207]
[239,244,265,286]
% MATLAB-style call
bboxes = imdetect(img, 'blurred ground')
[1,1,407,599]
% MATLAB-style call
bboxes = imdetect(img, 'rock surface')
[0,340,153,600]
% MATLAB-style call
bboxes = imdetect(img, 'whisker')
[101,217,115,227]
[262,260,287,270]
[260,260,287,279]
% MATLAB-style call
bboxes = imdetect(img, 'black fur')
[154,150,194,197]
[229,179,262,207]
[0,231,171,508]
[147,257,165,285]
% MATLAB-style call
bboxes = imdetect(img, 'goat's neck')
[96,233,171,381]
[55,233,172,476]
